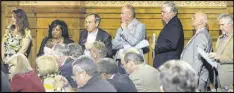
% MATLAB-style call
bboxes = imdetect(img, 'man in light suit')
[97,58,137,92]
[122,51,160,92]
[153,1,184,69]
[180,12,212,92]
[112,4,147,59]
[79,13,112,58]
[209,13,233,92]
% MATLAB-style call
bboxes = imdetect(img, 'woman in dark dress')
[37,19,74,57]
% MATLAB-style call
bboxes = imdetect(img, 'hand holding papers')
[197,47,218,69]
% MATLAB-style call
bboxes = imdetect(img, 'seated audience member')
[123,51,160,92]
[58,55,117,92]
[159,60,198,92]
[112,4,148,60]
[118,48,143,74]
[37,19,74,57]
[52,44,77,89]
[67,43,84,60]
[209,13,233,92]
[97,58,137,92]
[7,54,45,92]
[1,71,12,92]
[36,55,65,92]
[90,41,108,62]
[78,13,112,58]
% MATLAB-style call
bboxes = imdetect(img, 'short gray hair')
[218,13,233,25]
[86,13,101,26]
[91,41,107,58]
[162,1,178,14]
[67,43,83,59]
[53,44,69,56]
[97,58,118,75]
[72,55,98,76]
[159,60,197,92]
[124,52,144,64]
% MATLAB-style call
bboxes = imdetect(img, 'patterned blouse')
[3,25,32,63]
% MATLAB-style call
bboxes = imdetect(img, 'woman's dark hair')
[11,9,29,36]
[48,19,69,38]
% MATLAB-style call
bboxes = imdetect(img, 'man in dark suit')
[97,58,137,92]
[78,13,112,58]
[52,44,77,89]
[153,1,184,69]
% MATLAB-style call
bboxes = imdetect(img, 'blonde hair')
[36,55,59,76]
[7,54,32,78]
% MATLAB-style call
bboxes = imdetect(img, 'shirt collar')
[88,28,98,35]
[109,74,115,79]
[195,27,207,35]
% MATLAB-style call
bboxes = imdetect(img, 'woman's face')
[11,14,17,25]
[52,25,62,38]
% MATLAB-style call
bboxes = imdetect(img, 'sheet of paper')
[197,47,218,69]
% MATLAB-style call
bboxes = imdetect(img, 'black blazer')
[37,37,74,57]
[107,73,137,92]
[153,16,184,69]
[78,28,112,58]
[59,58,77,88]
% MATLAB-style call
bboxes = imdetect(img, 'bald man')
[180,12,212,92]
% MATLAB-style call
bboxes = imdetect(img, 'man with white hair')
[209,13,233,92]
[180,11,212,92]
[153,1,184,69]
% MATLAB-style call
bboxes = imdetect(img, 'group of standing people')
[1,1,233,92]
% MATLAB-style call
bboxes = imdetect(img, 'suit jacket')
[107,73,137,92]
[1,71,12,92]
[10,70,45,92]
[78,74,117,92]
[78,28,112,58]
[112,18,146,49]
[153,16,184,69]
[129,64,160,92]
[59,58,77,88]
[37,37,74,57]
[216,32,233,64]
[180,28,212,82]
[215,32,233,87]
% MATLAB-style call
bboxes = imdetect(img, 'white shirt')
[84,29,98,56]
[86,29,98,43]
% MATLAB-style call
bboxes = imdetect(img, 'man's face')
[121,60,133,74]
[192,13,201,28]
[161,5,173,23]
[121,7,131,22]
[219,19,232,34]
[73,70,86,87]
[85,15,98,32]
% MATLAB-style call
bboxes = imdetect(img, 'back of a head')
[53,44,69,56]
[7,54,32,77]
[97,58,118,75]
[91,41,108,58]
[36,55,59,76]
[159,60,197,92]
[162,1,178,14]
[120,48,141,60]
[67,43,83,59]
[124,52,144,65]
[196,11,208,26]
[72,55,98,76]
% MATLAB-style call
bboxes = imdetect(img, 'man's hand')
[121,20,128,30]
[208,52,216,59]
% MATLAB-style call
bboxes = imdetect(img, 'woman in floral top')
[1,9,32,66]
